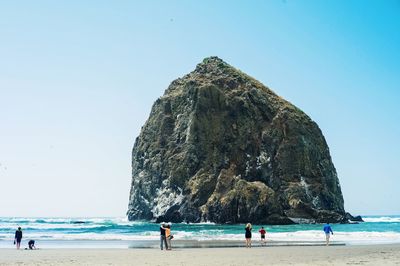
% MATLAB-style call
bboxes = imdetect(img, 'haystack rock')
[127,57,349,224]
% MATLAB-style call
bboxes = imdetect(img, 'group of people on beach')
[13,227,36,250]
[244,223,267,248]
[244,223,334,248]
[14,222,334,250]
[158,222,333,250]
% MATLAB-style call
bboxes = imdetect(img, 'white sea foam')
[2,216,400,246]
[267,231,400,244]
[363,217,400,223]
[184,221,216,225]
[0,223,108,230]
[0,217,145,231]
[0,232,160,241]
[0,217,140,225]
[188,231,400,244]
[1,230,399,244]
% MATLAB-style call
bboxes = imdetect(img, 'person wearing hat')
[160,222,168,250]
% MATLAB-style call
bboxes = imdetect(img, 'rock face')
[127,57,347,224]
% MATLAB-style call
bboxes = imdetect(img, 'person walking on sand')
[323,223,333,246]
[14,227,22,249]
[160,222,168,250]
[245,223,252,248]
[165,223,173,250]
[259,226,266,246]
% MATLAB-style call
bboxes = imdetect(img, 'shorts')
[261,235,265,239]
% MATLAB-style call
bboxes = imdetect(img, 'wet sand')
[1,244,399,265]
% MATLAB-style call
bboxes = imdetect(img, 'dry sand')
[1,244,399,266]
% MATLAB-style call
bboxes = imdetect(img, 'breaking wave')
[0,216,399,245]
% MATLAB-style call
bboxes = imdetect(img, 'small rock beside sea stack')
[128,57,355,224]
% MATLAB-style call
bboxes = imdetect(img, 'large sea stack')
[128,57,347,224]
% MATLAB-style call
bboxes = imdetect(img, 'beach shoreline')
[0,239,348,249]
[1,244,399,265]
[2,234,400,250]
[2,216,399,247]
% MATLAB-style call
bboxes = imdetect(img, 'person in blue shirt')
[323,223,333,246]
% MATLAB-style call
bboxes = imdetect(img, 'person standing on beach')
[160,223,168,250]
[14,227,22,249]
[245,223,252,248]
[323,223,333,246]
[259,226,266,246]
[165,223,172,250]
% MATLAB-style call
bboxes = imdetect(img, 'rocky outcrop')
[127,57,348,224]
[344,212,364,223]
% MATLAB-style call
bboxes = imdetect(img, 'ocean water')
[0,216,399,248]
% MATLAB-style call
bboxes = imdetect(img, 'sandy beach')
[0,244,399,266]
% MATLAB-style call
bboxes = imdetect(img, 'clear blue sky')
[1,1,399,217]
